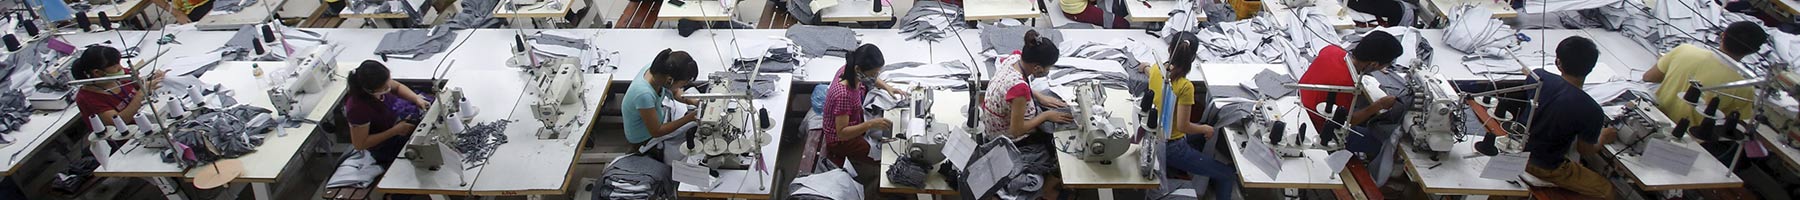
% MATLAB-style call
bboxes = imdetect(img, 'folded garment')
[979,23,1063,54]
[374,26,458,60]
[595,154,672,199]
[899,1,965,42]
[443,0,505,29]
[886,157,932,188]
[786,25,859,57]
[325,151,385,188]
[789,168,863,200]
[0,89,32,134]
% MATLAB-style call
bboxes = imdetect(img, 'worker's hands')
[866,118,894,130]
[885,87,909,98]
[1600,127,1618,144]
[145,69,169,90]
[412,99,430,109]
[1372,96,1399,110]
[680,109,698,122]
[1043,111,1074,123]
[1040,98,1068,108]
[395,122,418,135]
[1197,124,1216,138]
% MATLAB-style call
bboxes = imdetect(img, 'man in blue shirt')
[1521,37,1617,199]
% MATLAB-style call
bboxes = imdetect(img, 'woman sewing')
[72,46,166,146]
[343,60,432,167]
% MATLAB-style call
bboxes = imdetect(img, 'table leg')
[145,177,187,200]
[252,182,271,200]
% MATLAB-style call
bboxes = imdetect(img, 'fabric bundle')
[978,24,1063,54]
[0,89,32,134]
[442,0,506,29]
[207,0,259,16]
[730,38,806,74]
[528,31,619,73]
[1443,5,1518,55]
[325,151,385,188]
[1589,0,1756,54]
[1192,11,1339,73]
[347,0,415,19]
[898,1,965,42]
[164,105,277,169]
[789,168,864,200]
[1520,0,1619,13]
[786,25,860,57]
[786,0,823,25]
[886,156,932,188]
[453,120,511,170]
[880,61,974,89]
[594,154,672,199]
[374,26,458,60]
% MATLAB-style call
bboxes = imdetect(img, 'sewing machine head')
[1054,81,1132,163]
[28,56,76,110]
[682,75,770,169]
[532,61,584,139]
[268,44,341,116]
[1615,99,1676,155]
[1403,71,1464,152]
[405,88,465,170]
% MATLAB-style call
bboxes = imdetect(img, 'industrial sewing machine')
[1401,69,1465,154]
[1048,81,1133,163]
[1614,99,1677,155]
[530,61,584,139]
[266,44,341,117]
[1243,99,1309,157]
[682,73,771,169]
[882,86,949,165]
[404,87,469,171]
[28,55,76,110]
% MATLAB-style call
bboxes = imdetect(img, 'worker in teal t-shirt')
[621,49,700,148]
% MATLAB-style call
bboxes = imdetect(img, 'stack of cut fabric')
[443,0,505,29]
[731,38,807,74]
[978,23,1063,55]
[373,26,458,60]
[1192,15,1326,72]
[207,0,259,16]
[1589,0,1756,54]
[1443,5,1517,56]
[529,31,619,73]
[165,105,277,169]
[880,61,973,89]
[899,1,965,42]
[0,89,30,134]
[325,151,385,188]
[789,169,864,200]
[711,72,783,99]
[786,25,860,57]
[595,155,672,199]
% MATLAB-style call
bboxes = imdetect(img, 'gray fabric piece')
[886,158,931,188]
[731,42,802,73]
[0,89,31,134]
[163,105,277,169]
[997,173,1044,200]
[210,0,258,14]
[898,1,965,42]
[711,72,781,98]
[1442,5,1518,55]
[374,27,458,60]
[443,0,505,29]
[881,61,974,89]
[325,151,383,188]
[785,25,858,57]
[789,169,864,200]
[1193,12,1338,73]
[979,24,1062,54]
[1252,69,1297,98]
[787,0,821,25]
[453,120,510,170]
[596,154,672,200]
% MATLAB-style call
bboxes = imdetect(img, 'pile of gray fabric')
[1443,5,1518,55]
[785,25,860,57]
[979,23,1063,54]
[347,0,420,19]
[1192,12,1337,73]
[730,38,805,74]
[898,1,965,42]
[442,0,505,29]
[374,26,458,60]
[164,105,277,169]
[880,61,973,89]
[1041,39,1156,90]
[0,89,32,134]
[208,0,259,15]
[786,0,823,25]
[593,154,672,199]
[885,156,932,188]
[453,120,511,170]
[789,168,864,200]
[1586,0,1758,54]
[710,72,782,98]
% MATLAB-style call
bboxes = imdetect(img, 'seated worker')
[1298,30,1403,153]
[148,0,213,24]
[343,60,433,167]
[820,44,907,188]
[621,49,701,151]
[1060,0,1129,28]
[73,46,167,147]
[1148,33,1238,200]
[978,30,1074,199]
[1521,37,1617,199]
[1642,21,1768,131]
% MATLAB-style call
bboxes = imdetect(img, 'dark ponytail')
[647,49,699,95]
[840,44,884,87]
[72,46,122,80]
[1168,33,1201,78]
[1019,30,1059,67]
[347,60,392,107]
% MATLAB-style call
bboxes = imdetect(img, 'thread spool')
[75,14,92,32]
[3,34,20,52]
[97,12,113,31]
[1672,118,1690,138]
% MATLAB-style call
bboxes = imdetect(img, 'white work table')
[1420,29,1636,83]
[964,0,1041,20]
[1201,63,1348,190]
[1125,0,1207,23]
[374,69,530,196]
[877,86,969,195]
[0,107,80,176]
[92,61,345,200]
[675,73,794,199]
[194,0,290,30]
[1396,135,1530,196]
[81,0,153,22]
[1262,0,1355,29]
[657,0,735,22]
[468,72,613,196]
[494,0,581,19]
[819,0,896,22]
[1051,88,1160,189]
[1757,125,1800,175]
[1601,137,1744,191]
[1423,0,1517,19]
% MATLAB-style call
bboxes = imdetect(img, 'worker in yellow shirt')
[146,0,213,24]
[1641,21,1769,131]
[1145,33,1237,200]
[1060,0,1127,28]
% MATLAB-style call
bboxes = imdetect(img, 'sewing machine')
[28,55,76,110]
[530,61,584,139]
[1614,99,1677,155]
[682,74,771,169]
[883,86,949,165]
[1402,70,1465,153]
[404,88,468,171]
[1048,81,1133,163]
[266,44,340,117]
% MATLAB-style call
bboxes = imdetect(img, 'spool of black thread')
[1724,111,1743,140]
[1684,82,1704,103]
[1268,121,1287,144]
[514,34,528,53]
[75,14,92,32]
[97,12,113,31]
[21,20,39,37]
[252,40,267,55]
[261,25,278,43]
[3,35,19,52]
[1673,118,1690,138]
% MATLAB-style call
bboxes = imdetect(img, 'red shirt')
[75,83,139,126]
[1299,45,1355,133]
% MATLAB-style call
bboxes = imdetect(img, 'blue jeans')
[1167,136,1236,200]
